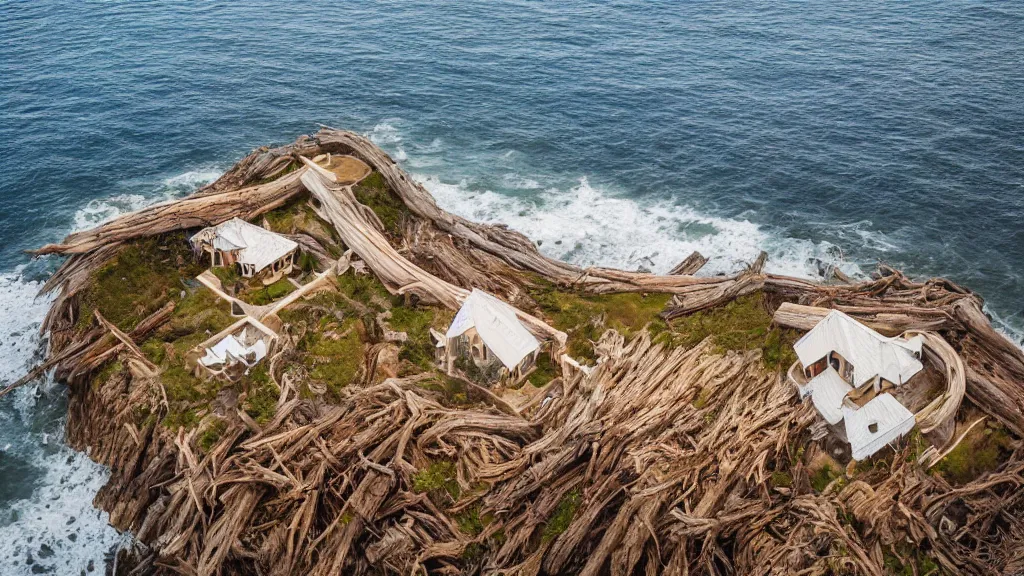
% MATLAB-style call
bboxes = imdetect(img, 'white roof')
[843,393,916,460]
[191,218,298,273]
[446,289,540,370]
[200,334,268,368]
[804,367,853,425]
[794,310,923,387]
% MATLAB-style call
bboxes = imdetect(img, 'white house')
[437,289,540,382]
[791,310,925,460]
[193,316,279,380]
[190,217,298,281]
[794,309,923,390]
[842,394,916,461]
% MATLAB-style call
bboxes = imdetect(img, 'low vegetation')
[529,280,670,360]
[934,420,1013,484]
[543,488,582,542]
[352,171,410,237]
[655,293,800,370]
[412,460,461,505]
[77,232,206,332]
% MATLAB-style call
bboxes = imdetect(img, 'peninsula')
[16,128,1024,576]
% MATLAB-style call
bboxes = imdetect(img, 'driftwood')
[668,251,708,275]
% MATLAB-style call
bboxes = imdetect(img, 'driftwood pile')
[22,128,1024,575]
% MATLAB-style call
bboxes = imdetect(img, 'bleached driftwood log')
[299,158,566,344]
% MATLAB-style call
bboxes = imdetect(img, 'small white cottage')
[193,316,278,380]
[190,218,298,281]
[436,289,540,382]
[791,310,925,460]
[794,310,924,390]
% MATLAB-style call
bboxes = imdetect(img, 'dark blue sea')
[1,1,1022,572]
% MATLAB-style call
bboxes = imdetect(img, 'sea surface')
[1,1,1023,573]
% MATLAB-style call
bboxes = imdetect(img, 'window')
[867,422,879,434]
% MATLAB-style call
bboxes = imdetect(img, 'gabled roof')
[843,393,916,460]
[446,289,540,370]
[191,218,298,273]
[803,367,853,425]
[794,310,923,387]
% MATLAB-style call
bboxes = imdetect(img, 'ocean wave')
[417,174,860,280]
[0,167,217,574]
[163,168,221,190]
[72,169,221,233]
[0,271,125,575]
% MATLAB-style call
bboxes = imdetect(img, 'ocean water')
[1,1,1023,572]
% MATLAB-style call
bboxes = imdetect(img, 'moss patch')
[198,418,227,452]
[770,470,793,489]
[934,422,1014,485]
[242,366,279,425]
[526,352,558,388]
[389,304,452,372]
[810,463,842,493]
[542,488,582,542]
[306,318,364,398]
[454,505,492,537]
[352,171,410,237]
[529,282,671,360]
[248,277,296,306]
[77,232,206,332]
[412,460,460,505]
[657,293,799,371]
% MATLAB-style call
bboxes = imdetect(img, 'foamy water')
[0,170,219,575]
[418,174,860,280]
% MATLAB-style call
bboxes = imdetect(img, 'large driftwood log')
[299,158,566,344]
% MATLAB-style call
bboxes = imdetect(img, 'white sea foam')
[418,174,859,279]
[72,194,151,233]
[0,271,126,575]
[0,168,217,574]
[369,120,403,146]
[163,169,221,190]
[71,169,221,233]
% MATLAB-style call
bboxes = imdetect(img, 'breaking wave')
[0,168,218,574]
[72,169,221,233]
[418,174,861,280]
[0,271,127,575]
